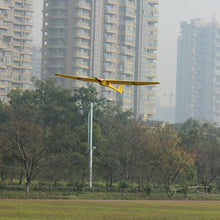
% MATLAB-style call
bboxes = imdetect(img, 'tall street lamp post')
[88,102,93,188]
[88,99,112,188]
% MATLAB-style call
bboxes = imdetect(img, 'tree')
[195,123,220,191]
[0,103,48,193]
[146,125,194,192]
[178,120,220,189]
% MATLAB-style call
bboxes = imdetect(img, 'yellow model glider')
[54,73,160,93]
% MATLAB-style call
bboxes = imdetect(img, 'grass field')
[0,200,220,220]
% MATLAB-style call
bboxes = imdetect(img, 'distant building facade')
[42,0,159,120]
[31,45,41,80]
[176,19,220,126]
[154,105,175,123]
[0,0,33,102]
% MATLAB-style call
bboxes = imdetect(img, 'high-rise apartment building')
[0,0,33,102]
[42,0,159,119]
[31,45,41,80]
[176,19,220,125]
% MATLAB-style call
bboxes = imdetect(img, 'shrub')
[93,182,105,188]
[143,183,153,196]
[181,181,190,195]
[118,181,130,190]
[74,182,84,193]
[208,183,216,193]
[167,185,176,198]
[0,181,5,191]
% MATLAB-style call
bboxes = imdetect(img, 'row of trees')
[0,79,220,193]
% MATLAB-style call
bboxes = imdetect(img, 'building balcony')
[148,0,159,5]
[14,7,34,12]
[107,0,119,5]
[73,11,90,20]
[104,46,117,53]
[12,64,32,70]
[106,6,118,15]
[3,15,14,22]
[121,69,133,75]
[124,41,135,47]
[14,20,33,27]
[0,43,7,49]
[0,5,9,10]
[3,32,14,39]
[15,0,32,3]
[147,44,157,50]
[125,8,135,18]
[23,58,32,62]
[74,32,90,39]
[73,62,89,69]
[105,17,118,24]
[103,64,116,72]
[0,62,7,69]
[147,53,157,60]
[104,56,117,62]
[73,42,90,49]
[147,33,158,40]
[146,63,157,69]
[73,52,89,59]
[22,29,32,34]
[13,35,33,41]
[24,0,33,5]
[0,23,8,30]
[14,49,32,55]
[148,16,158,24]
[75,2,91,10]
[105,37,117,43]
[73,21,90,30]
[14,12,32,19]
[105,26,117,33]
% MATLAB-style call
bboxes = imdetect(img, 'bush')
[143,183,153,196]
[208,183,216,193]
[66,182,75,187]
[167,185,176,198]
[118,181,130,191]
[74,182,84,193]
[0,181,5,191]
[181,181,190,195]
[93,182,105,188]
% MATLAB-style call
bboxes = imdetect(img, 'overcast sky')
[32,0,220,106]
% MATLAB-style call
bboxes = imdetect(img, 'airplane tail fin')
[108,84,124,93]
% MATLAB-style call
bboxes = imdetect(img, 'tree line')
[0,79,220,193]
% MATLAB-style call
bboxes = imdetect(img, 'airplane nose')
[95,77,102,82]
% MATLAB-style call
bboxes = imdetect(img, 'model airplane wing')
[55,73,159,85]
[55,73,160,93]
[54,73,97,82]
[104,79,160,85]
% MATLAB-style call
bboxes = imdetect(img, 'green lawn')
[0,200,220,220]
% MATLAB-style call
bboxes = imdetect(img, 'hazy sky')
[32,0,220,106]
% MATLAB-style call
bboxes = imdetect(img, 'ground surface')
[0,199,220,219]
